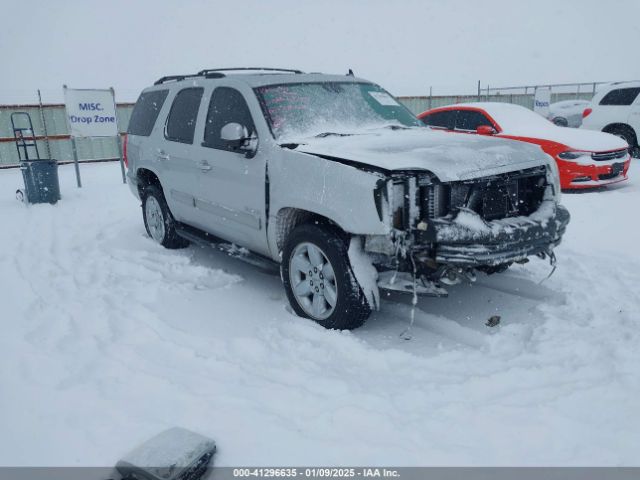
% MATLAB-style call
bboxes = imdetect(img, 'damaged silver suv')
[125,68,570,329]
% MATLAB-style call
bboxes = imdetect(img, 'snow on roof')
[451,102,628,151]
[550,100,590,108]
[118,427,215,478]
[147,72,373,90]
[602,80,640,89]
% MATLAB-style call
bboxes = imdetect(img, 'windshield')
[255,82,421,141]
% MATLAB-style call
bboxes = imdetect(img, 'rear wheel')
[141,184,189,249]
[282,223,371,329]
[607,125,637,156]
[552,117,568,127]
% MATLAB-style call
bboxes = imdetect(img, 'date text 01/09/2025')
[232,468,400,478]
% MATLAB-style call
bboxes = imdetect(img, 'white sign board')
[64,88,118,137]
[533,87,551,117]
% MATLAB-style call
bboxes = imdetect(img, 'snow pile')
[0,162,639,466]
[449,208,492,233]
[437,188,557,243]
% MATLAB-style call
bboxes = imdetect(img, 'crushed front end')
[365,165,570,293]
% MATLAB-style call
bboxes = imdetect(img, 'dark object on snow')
[19,160,60,204]
[116,427,216,480]
[12,112,60,205]
[347,68,354,76]
[486,315,501,327]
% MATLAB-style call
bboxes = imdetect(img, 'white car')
[548,100,590,128]
[581,81,640,155]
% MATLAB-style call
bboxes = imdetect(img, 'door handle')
[199,160,212,172]
[156,149,170,161]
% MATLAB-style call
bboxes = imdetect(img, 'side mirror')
[476,125,497,135]
[220,122,249,148]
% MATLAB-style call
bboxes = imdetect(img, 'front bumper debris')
[377,271,448,297]
[426,203,570,266]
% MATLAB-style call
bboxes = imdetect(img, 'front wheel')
[282,224,371,330]
[141,184,189,249]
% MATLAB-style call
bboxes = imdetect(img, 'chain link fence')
[397,81,615,115]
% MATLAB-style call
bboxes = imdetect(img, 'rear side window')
[421,110,456,130]
[203,87,256,150]
[165,88,204,144]
[456,110,493,131]
[127,90,169,136]
[599,88,640,106]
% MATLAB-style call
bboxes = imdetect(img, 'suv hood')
[293,127,552,182]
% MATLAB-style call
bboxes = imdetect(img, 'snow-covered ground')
[0,162,639,466]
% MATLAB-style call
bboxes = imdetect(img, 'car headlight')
[558,150,590,160]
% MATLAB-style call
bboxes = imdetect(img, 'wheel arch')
[602,123,638,146]
[274,207,347,253]
[136,167,163,197]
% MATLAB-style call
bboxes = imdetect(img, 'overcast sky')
[1,0,638,104]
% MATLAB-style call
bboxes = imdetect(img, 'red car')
[418,102,631,190]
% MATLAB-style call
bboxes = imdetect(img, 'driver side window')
[203,87,256,151]
[456,110,494,131]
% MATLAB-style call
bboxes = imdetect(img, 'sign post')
[63,86,124,187]
[533,86,551,117]
[111,87,127,185]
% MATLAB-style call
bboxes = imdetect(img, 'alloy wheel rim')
[289,242,337,320]
[145,196,166,243]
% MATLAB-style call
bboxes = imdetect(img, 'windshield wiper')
[381,124,412,130]
[315,132,355,138]
[279,142,303,149]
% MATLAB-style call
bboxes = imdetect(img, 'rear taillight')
[582,108,592,119]
[122,133,128,168]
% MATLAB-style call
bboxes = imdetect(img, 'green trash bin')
[20,159,61,204]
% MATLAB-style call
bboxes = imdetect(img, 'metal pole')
[71,136,82,188]
[428,86,432,110]
[37,89,52,160]
[63,84,82,188]
[116,133,126,184]
[477,80,481,100]
[111,87,126,184]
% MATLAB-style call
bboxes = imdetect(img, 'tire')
[608,125,637,154]
[282,223,371,330]
[141,184,189,249]
[552,117,568,127]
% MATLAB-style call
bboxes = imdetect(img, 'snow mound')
[1,162,639,467]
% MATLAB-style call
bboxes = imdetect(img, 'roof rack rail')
[154,75,203,85]
[197,67,304,76]
[154,72,225,85]
[153,67,301,86]
[154,75,189,85]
